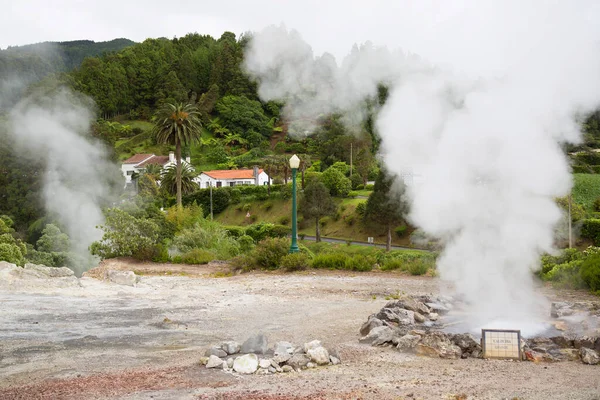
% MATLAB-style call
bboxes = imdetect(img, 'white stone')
[306,362,316,368]
[206,355,223,368]
[303,340,322,353]
[106,270,137,286]
[227,357,234,368]
[307,346,330,365]
[259,358,271,369]
[330,356,341,365]
[233,353,259,374]
[274,341,294,355]
[221,341,241,355]
[429,312,439,321]
[281,365,294,373]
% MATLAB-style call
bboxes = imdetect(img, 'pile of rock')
[200,334,341,374]
[0,261,80,288]
[360,297,600,365]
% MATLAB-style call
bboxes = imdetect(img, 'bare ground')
[0,259,598,400]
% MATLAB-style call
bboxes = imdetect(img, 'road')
[301,235,428,251]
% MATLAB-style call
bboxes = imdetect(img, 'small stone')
[199,356,209,365]
[330,356,341,365]
[396,334,422,351]
[256,368,270,375]
[205,346,227,358]
[286,353,310,369]
[428,313,439,321]
[303,340,322,353]
[233,354,259,374]
[359,325,394,346]
[306,362,316,368]
[259,359,272,369]
[274,341,295,356]
[227,357,234,368]
[106,270,137,286]
[425,302,450,314]
[360,317,383,336]
[206,355,223,369]
[416,332,461,359]
[581,347,600,365]
[268,366,277,373]
[221,341,241,355]
[413,312,426,323]
[241,334,268,355]
[272,353,291,364]
[307,346,330,365]
[282,365,294,373]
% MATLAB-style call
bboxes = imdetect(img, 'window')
[229,182,235,187]
[216,181,222,188]
[126,171,134,176]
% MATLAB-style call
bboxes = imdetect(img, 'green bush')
[345,254,374,271]
[172,220,240,260]
[224,226,245,238]
[355,201,367,218]
[365,184,374,190]
[242,203,252,212]
[278,215,290,225]
[280,253,310,271]
[347,191,358,198]
[183,188,231,216]
[381,258,404,271]
[321,166,352,197]
[253,238,289,270]
[344,214,356,226]
[262,201,274,211]
[311,252,350,269]
[406,259,430,275]
[581,219,600,245]
[395,224,408,238]
[594,197,600,212]
[351,174,363,190]
[237,235,255,253]
[230,189,242,204]
[245,222,290,243]
[580,253,600,291]
[178,249,215,264]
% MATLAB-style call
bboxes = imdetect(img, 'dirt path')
[0,261,598,399]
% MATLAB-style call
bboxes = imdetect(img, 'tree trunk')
[301,169,305,189]
[386,224,392,252]
[176,140,183,208]
[316,217,321,243]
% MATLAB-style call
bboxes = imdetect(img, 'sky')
[6,0,598,78]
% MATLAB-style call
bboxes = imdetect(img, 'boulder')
[259,358,272,369]
[206,355,224,369]
[395,309,415,326]
[413,312,426,323]
[272,353,291,364]
[286,353,310,370]
[282,365,294,373]
[0,261,16,271]
[580,347,600,365]
[574,336,597,350]
[524,350,557,363]
[330,355,341,365]
[24,263,74,277]
[241,334,268,354]
[551,302,573,318]
[549,336,573,349]
[221,341,241,355]
[307,346,330,365]
[306,362,316,368]
[359,325,394,346]
[106,270,137,287]
[274,341,294,356]
[233,354,259,374]
[451,333,481,356]
[256,368,270,375]
[416,332,461,359]
[360,317,383,336]
[303,340,322,353]
[425,302,450,314]
[395,334,422,351]
[376,308,399,323]
[205,346,227,358]
[428,313,439,321]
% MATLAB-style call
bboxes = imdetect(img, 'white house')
[121,152,192,184]
[196,167,271,188]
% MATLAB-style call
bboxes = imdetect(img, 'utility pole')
[568,194,572,248]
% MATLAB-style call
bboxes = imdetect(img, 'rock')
[376,308,399,323]
[273,341,294,356]
[306,362,316,368]
[286,353,310,370]
[451,333,481,356]
[395,309,415,326]
[233,354,259,374]
[206,355,224,369]
[524,350,556,363]
[574,336,597,350]
[272,353,291,364]
[359,325,394,346]
[428,313,439,321]
[551,302,573,318]
[396,334,422,351]
[241,334,268,355]
[581,347,600,365]
[307,346,330,365]
[24,263,74,277]
[413,312,426,323]
[199,356,209,365]
[227,357,234,368]
[221,341,241,355]
[330,355,341,365]
[416,332,461,359]
[425,302,450,314]
[205,346,228,358]
[557,348,580,362]
[106,270,137,286]
[256,368,270,375]
[282,365,294,373]
[303,340,322,353]
[268,366,277,373]
[550,336,573,349]
[0,261,16,271]
[387,298,431,315]
[360,317,383,336]
[259,359,272,369]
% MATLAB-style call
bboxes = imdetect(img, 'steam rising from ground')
[8,89,117,274]
[245,2,600,335]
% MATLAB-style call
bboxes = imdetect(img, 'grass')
[572,173,600,211]
[354,189,373,197]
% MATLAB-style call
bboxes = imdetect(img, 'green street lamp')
[289,154,300,253]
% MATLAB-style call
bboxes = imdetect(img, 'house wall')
[196,172,272,188]
[121,164,140,184]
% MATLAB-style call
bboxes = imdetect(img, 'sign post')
[481,329,521,360]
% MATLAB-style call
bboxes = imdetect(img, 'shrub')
[355,184,365,190]
[395,224,408,238]
[581,253,600,291]
[381,258,404,271]
[237,235,255,253]
[594,197,600,212]
[280,253,310,271]
[230,189,242,204]
[253,238,289,270]
[172,220,240,260]
[183,188,230,216]
[344,254,373,271]
[406,259,430,276]
[242,203,252,212]
[321,167,352,197]
[351,174,363,190]
[355,201,367,218]
[164,204,204,232]
[278,215,290,225]
[245,222,289,242]
[581,219,600,245]
[311,252,349,269]
[347,191,358,198]
[230,253,256,272]
[179,249,214,264]
[344,214,356,226]
[224,226,245,238]
[365,184,374,190]
[262,201,274,211]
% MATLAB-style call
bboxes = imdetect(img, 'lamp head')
[289,154,300,169]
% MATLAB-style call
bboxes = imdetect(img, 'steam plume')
[244,2,600,335]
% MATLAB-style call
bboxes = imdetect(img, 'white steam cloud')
[8,89,118,274]
[244,1,600,335]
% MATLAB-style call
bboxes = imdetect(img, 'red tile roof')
[203,169,264,180]
[123,154,154,164]
[137,156,170,167]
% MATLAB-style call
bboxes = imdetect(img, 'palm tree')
[153,102,202,208]
[160,164,199,197]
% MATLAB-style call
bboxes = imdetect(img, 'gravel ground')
[0,259,598,400]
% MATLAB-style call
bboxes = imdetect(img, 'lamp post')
[289,154,300,253]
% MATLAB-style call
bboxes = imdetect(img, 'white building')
[121,152,192,183]
[196,167,271,188]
